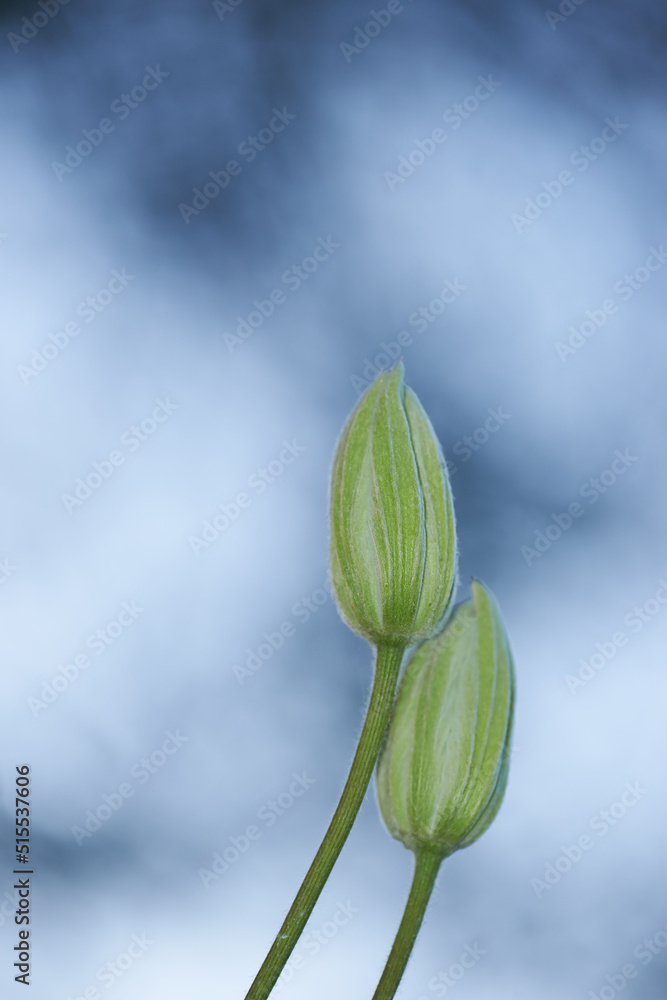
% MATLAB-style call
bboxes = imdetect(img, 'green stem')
[372,849,442,1000]
[244,642,405,1000]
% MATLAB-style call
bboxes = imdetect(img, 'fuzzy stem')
[243,642,405,1000]
[371,849,442,1000]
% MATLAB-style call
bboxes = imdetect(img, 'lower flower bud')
[376,580,515,858]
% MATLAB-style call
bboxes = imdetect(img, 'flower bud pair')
[330,367,514,856]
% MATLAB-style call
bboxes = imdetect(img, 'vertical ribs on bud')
[377,581,515,858]
[330,364,457,646]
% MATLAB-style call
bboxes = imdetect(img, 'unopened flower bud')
[330,364,457,646]
[376,580,515,858]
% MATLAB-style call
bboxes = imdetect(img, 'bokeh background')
[1,0,666,997]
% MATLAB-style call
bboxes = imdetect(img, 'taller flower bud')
[376,580,515,859]
[330,364,457,647]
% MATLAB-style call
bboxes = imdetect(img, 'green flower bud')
[330,364,457,646]
[376,580,515,858]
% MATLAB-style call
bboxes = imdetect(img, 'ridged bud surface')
[330,364,457,646]
[377,581,515,857]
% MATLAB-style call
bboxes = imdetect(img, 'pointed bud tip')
[379,360,405,392]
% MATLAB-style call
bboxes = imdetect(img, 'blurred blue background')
[1,0,666,997]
